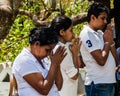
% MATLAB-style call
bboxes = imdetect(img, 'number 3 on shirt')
[86,40,92,47]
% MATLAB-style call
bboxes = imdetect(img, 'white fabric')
[12,48,60,96]
[79,25,116,85]
[53,42,78,96]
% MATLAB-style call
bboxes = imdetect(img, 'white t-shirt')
[12,48,60,96]
[53,42,78,96]
[79,25,116,85]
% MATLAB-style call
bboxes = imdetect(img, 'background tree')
[0,0,119,62]
[114,0,120,48]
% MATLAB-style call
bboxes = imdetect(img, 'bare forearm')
[78,56,85,68]
[55,66,63,91]
[102,42,111,61]
[99,42,111,66]
[91,42,111,66]
[23,66,58,96]
[71,69,79,80]
[44,64,58,92]
[72,54,79,68]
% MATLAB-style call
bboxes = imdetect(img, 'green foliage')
[62,0,91,36]
[0,15,34,62]
[0,0,91,62]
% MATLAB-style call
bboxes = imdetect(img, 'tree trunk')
[0,0,22,43]
[114,0,120,48]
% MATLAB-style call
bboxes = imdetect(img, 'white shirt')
[53,42,78,96]
[79,25,116,85]
[12,48,60,96]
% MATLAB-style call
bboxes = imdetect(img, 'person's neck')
[28,46,45,68]
[28,45,35,55]
[88,24,98,32]
[37,59,45,69]
[59,38,66,44]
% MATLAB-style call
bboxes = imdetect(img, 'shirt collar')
[84,25,103,35]
[22,48,38,63]
[58,41,65,46]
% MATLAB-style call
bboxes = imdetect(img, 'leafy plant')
[0,0,92,62]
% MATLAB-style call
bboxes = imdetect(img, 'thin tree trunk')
[0,0,22,43]
[114,0,120,48]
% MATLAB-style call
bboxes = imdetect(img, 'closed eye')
[46,49,50,52]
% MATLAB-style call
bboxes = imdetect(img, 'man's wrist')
[104,42,110,45]
[110,41,115,47]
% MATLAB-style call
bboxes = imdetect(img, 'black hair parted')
[87,2,109,22]
[29,27,58,45]
[50,14,72,36]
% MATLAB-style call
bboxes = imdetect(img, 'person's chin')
[102,25,107,29]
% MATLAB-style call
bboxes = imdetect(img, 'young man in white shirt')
[79,2,118,96]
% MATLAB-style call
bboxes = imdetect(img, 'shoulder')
[80,25,94,39]
[53,42,65,53]
[13,49,37,72]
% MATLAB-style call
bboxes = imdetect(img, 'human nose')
[104,19,107,24]
[47,51,51,56]
[72,32,75,38]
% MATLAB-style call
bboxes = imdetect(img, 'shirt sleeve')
[14,56,40,77]
[61,45,78,78]
[80,31,100,52]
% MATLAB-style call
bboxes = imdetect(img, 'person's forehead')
[48,44,56,49]
[99,12,108,16]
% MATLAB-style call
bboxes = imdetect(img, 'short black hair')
[87,2,109,22]
[29,27,58,45]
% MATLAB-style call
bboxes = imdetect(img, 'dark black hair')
[87,2,109,22]
[50,14,72,36]
[29,27,58,45]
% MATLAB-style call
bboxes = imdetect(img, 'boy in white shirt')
[79,2,117,96]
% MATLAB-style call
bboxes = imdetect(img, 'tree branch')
[18,9,33,19]
[72,12,87,26]
[0,0,22,43]
[33,12,88,27]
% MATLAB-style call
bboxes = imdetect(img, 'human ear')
[91,15,96,20]
[60,29,65,36]
[35,41,40,46]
